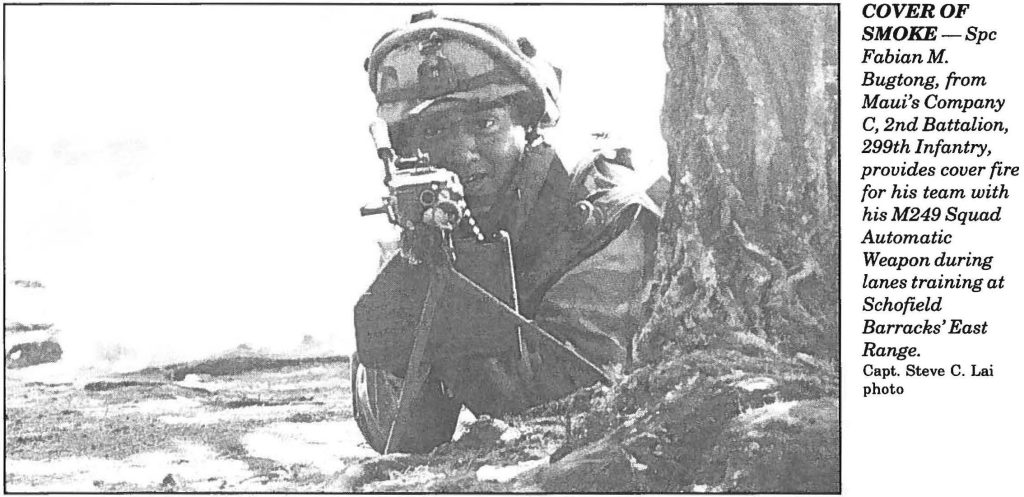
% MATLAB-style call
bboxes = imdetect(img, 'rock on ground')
[6,340,63,369]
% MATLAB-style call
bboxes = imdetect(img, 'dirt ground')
[4,284,837,492]
[6,356,367,491]
[3,281,576,493]
[4,354,571,492]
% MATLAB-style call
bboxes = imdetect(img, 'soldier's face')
[394,103,526,216]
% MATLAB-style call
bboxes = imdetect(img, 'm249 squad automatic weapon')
[357,119,609,454]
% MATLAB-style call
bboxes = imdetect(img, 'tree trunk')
[638,5,838,362]
[525,6,839,493]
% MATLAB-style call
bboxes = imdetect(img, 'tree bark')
[638,5,838,363]
[526,6,839,492]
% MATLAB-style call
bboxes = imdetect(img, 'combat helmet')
[365,11,562,131]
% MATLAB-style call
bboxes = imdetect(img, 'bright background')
[3,5,667,372]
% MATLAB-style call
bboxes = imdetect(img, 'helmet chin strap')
[474,163,522,238]
[487,132,551,241]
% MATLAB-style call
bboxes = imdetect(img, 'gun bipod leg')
[441,265,612,387]
[384,266,447,454]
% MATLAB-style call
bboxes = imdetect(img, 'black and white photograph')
[4,3,838,492]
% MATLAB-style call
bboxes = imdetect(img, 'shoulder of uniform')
[568,147,636,199]
[565,146,663,232]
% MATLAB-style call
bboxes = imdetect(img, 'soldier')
[352,11,664,453]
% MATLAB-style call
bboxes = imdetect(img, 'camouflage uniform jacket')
[357,140,664,416]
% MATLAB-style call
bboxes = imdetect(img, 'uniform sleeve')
[532,218,649,367]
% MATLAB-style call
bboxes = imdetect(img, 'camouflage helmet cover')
[366,12,561,127]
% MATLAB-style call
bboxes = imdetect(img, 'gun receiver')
[361,119,482,263]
